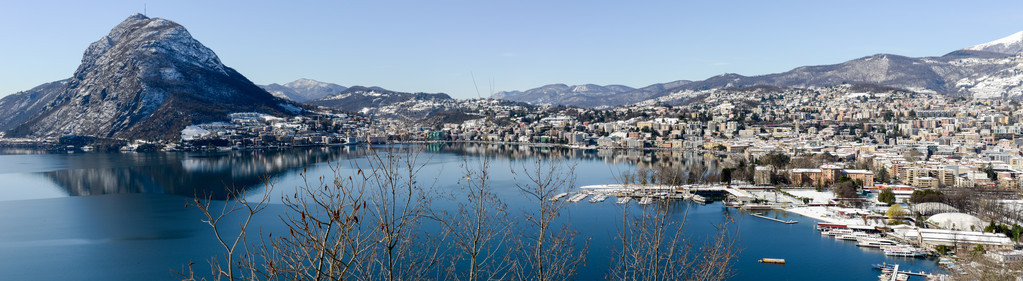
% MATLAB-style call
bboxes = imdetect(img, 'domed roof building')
[926,212,987,231]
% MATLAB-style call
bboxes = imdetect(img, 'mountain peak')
[964,31,1023,54]
[4,14,291,140]
[81,14,224,75]
[284,78,328,88]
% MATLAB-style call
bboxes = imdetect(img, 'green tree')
[759,151,790,169]
[874,168,890,184]
[983,163,997,181]
[878,189,896,205]
[909,189,944,204]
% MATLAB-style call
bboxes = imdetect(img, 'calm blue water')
[0,145,940,280]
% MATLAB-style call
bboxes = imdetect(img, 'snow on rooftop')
[927,212,986,232]
[181,125,211,141]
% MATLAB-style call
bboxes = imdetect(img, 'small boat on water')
[549,192,569,201]
[877,272,908,281]
[589,194,608,203]
[758,258,785,264]
[875,263,909,281]
[692,194,708,204]
[615,197,631,204]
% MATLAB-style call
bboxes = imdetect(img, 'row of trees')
[180,147,737,281]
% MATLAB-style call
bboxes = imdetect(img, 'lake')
[0,144,940,280]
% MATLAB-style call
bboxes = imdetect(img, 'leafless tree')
[258,161,376,280]
[511,158,588,281]
[430,156,513,281]
[183,147,442,281]
[607,187,737,281]
[949,248,1022,281]
[178,178,276,281]
[356,147,441,281]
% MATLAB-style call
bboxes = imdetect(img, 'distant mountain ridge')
[493,31,1023,107]
[493,81,691,107]
[260,78,347,102]
[306,86,452,113]
[0,14,295,140]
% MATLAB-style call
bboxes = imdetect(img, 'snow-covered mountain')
[304,85,454,117]
[1,14,295,140]
[260,78,346,102]
[494,31,1023,107]
[493,82,690,108]
[964,31,1023,55]
[0,79,68,132]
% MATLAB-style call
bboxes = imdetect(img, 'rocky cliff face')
[0,79,68,132]
[5,14,295,140]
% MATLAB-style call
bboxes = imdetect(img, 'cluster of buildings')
[166,83,1023,195]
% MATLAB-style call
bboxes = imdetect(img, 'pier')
[873,264,937,279]
[750,213,797,224]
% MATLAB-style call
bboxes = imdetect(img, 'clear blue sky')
[1,0,1022,99]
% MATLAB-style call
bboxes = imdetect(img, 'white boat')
[836,232,874,241]
[882,245,928,257]
[826,229,853,237]
[589,194,608,203]
[615,197,631,204]
[877,272,908,281]
[638,197,653,205]
[856,237,898,248]
[692,194,707,204]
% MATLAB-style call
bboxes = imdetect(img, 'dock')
[549,192,568,201]
[567,193,589,202]
[615,197,631,204]
[873,264,936,278]
[751,213,797,224]
[638,197,653,205]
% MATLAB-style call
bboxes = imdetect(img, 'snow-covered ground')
[782,189,834,204]
[748,190,802,205]
[777,189,886,227]
[785,206,872,225]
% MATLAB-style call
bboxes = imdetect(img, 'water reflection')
[43,147,362,199]
[37,143,727,200]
